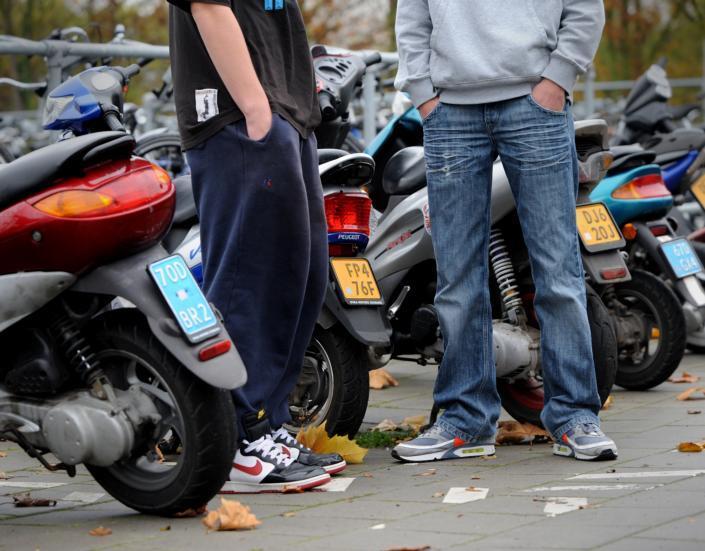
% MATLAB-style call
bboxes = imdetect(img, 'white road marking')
[568,470,705,480]
[318,477,355,492]
[62,491,105,504]
[543,497,588,517]
[0,481,66,489]
[442,487,489,504]
[526,484,640,492]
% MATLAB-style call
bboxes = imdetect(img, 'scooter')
[0,65,246,515]
[162,47,392,437]
[362,119,623,426]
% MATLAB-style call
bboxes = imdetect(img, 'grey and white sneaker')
[391,423,495,463]
[553,423,618,461]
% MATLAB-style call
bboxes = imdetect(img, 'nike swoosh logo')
[233,459,263,476]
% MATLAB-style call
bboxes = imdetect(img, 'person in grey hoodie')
[391,0,618,463]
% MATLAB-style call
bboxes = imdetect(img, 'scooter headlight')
[43,95,74,127]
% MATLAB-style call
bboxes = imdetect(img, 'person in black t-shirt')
[167,0,345,493]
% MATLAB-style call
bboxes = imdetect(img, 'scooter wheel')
[85,309,236,516]
[286,325,369,437]
[498,285,617,426]
[610,269,686,390]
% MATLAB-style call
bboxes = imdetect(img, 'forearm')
[191,2,268,116]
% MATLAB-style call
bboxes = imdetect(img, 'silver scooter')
[364,119,626,426]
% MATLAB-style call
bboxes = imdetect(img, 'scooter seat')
[610,144,644,158]
[172,175,198,224]
[383,146,426,196]
[0,132,134,211]
[607,150,656,175]
[318,149,348,164]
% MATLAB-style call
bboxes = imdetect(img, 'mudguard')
[581,250,632,285]
[72,245,247,390]
[318,283,391,347]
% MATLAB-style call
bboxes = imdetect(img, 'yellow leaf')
[669,371,700,384]
[601,395,614,410]
[202,499,261,531]
[296,422,368,464]
[496,420,549,445]
[89,526,112,537]
[401,415,427,432]
[372,419,399,432]
[369,368,399,390]
[677,441,705,453]
[0,452,6,458]
[677,387,705,401]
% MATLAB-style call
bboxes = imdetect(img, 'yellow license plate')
[690,173,705,209]
[330,258,384,306]
[576,203,625,252]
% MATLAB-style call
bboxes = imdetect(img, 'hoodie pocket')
[429,0,550,88]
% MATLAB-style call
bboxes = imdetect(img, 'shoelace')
[244,435,295,467]
[272,428,309,451]
[578,423,602,436]
[417,424,445,440]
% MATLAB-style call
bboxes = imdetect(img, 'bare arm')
[191,2,271,140]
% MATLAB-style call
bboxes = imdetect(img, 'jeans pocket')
[527,93,566,116]
[422,102,443,126]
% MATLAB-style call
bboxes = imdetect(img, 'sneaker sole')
[323,460,347,475]
[220,473,331,494]
[392,444,495,463]
[553,443,618,461]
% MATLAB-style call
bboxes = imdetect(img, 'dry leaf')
[432,491,445,498]
[0,451,6,458]
[414,468,437,477]
[372,419,399,432]
[361,472,374,478]
[480,455,497,460]
[401,415,427,432]
[496,420,549,445]
[369,368,400,390]
[471,476,481,480]
[0,472,8,480]
[281,485,304,494]
[466,486,481,492]
[282,511,297,518]
[677,441,705,452]
[89,526,112,537]
[601,395,614,410]
[173,504,207,518]
[296,422,368,464]
[677,387,705,401]
[13,494,57,508]
[669,371,700,384]
[202,499,261,531]
[160,525,171,532]
[687,410,702,415]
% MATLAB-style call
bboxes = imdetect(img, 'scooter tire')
[498,285,617,427]
[85,310,236,516]
[611,269,686,390]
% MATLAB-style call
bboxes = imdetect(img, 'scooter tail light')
[650,225,669,237]
[611,173,670,200]
[324,191,372,235]
[198,339,232,362]
[600,267,628,280]
[328,244,357,257]
[33,165,172,218]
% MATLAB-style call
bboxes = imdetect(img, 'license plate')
[576,203,625,253]
[148,255,220,343]
[660,238,703,279]
[690,173,705,210]
[330,258,384,306]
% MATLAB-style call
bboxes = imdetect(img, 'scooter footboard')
[72,245,247,390]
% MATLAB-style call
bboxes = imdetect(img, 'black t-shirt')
[167,0,320,150]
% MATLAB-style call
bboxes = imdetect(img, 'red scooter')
[0,65,246,516]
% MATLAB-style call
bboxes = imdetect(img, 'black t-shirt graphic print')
[167,0,321,150]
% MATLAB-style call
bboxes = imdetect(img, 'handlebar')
[362,52,382,67]
[318,92,337,121]
[104,111,125,132]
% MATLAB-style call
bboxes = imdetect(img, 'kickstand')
[3,429,77,477]
[419,403,440,433]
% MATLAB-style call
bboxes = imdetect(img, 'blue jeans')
[423,95,601,441]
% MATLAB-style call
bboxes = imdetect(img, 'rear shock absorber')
[51,313,101,385]
[489,228,527,326]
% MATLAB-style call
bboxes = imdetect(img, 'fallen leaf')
[0,451,6,458]
[281,485,304,494]
[369,368,399,390]
[431,491,445,498]
[471,476,481,480]
[687,410,702,415]
[282,511,297,518]
[496,420,549,445]
[466,486,480,492]
[202,499,261,531]
[385,547,431,551]
[401,415,427,432]
[13,494,57,507]
[372,419,399,432]
[669,371,700,384]
[296,422,368,464]
[677,441,705,452]
[0,472,8,480]
[173,504,207,518]
[480,455,497,460]
[601,395,614,410]
[414,468,436,477]
[361,472,374,478]
[160,525,171,532]
[607,469,616,473]
[89,526,112,537]
[677,387,705,401]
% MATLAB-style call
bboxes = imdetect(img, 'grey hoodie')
[395,0,605,107]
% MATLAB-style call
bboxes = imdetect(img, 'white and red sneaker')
[271,427,347,475]
[221,435,330,494]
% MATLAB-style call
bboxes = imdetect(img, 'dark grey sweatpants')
[187,114,327,438]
